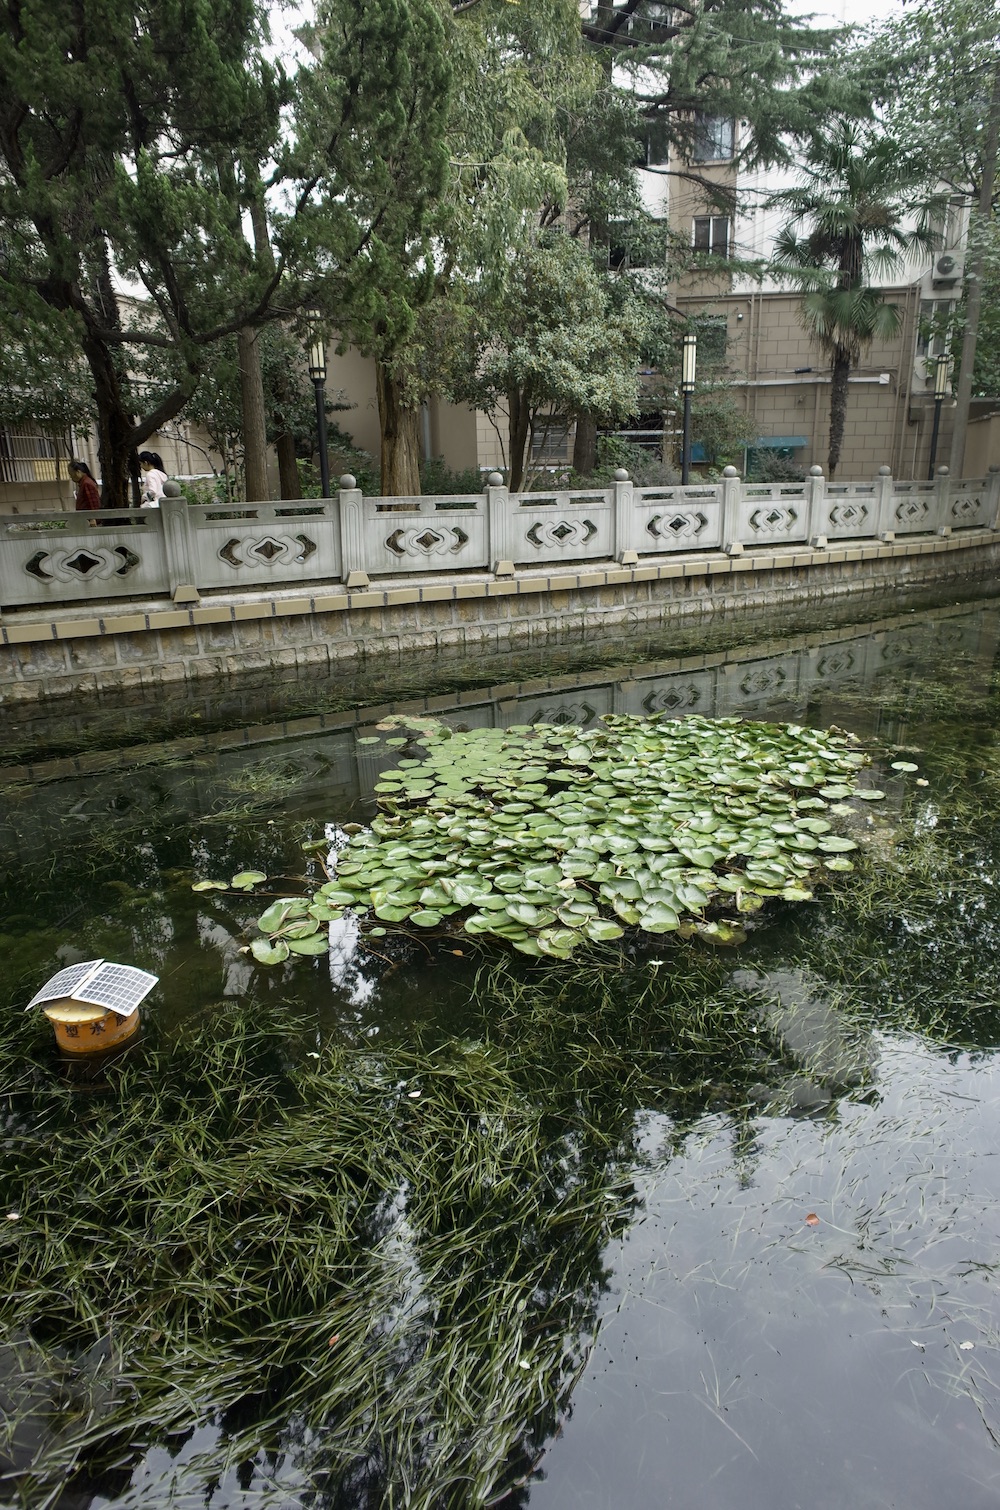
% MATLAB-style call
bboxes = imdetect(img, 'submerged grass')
[0,997,638,1508]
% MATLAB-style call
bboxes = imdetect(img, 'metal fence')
[2,464,999,611]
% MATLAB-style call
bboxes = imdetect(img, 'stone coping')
[1,531,991,647]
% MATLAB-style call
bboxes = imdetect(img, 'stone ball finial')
[989,464,1000,473]
[613,468,630,481]
[487,471,504,487]
[878,465,892,476]
[162,479,183,498]
[808,465,823,476]
[339,474,356,490]
[723,465,739,478]
[936,465,949,476]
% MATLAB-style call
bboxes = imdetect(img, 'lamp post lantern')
[681,332,697,485]
[307,310,330,499]
[927,353,951,481]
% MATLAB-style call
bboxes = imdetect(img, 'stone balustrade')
[2,464,999,613]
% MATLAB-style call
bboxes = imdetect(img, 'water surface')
[4,598,1000,1508]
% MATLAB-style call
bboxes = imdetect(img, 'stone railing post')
[337,473,369,588]
[806,465,826,547]
[612,468,637,564]
[988,465,1000,529]
[159,490,200,603]
[486,471,515,576]
[934,465,952,535]
[874,465,896,540]
[721,465,743,555]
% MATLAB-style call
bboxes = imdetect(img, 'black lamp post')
[927,353,951,481]
[681,332,697,485]
[307,310,330,499]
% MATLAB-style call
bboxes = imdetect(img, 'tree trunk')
[375,361,422,496]
[572,412,598,476]
[508,386,531,492]
[239,325,270,501]
[276,431,300,499]
[827,349,851,477]
[950,57,1000,476]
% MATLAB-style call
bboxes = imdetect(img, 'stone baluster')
[874,465,896,541]
[160,490,200,603]
[806,465,827,548]
[612,468,638,564]
[486,471,515,577]
[934,465,952,536]
[337,473,369,588]
[721,465,743,555]
[987,465,1000,530]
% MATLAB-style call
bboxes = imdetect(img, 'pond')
[4,594,1000,1509]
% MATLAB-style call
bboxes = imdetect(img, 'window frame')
[692,215,731,259]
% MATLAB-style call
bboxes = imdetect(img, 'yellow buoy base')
[43,999,140,1054]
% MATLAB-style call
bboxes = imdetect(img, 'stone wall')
[3,531,999,711]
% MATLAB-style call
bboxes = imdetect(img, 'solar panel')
[73,963,158,1018]
[27,960,104,1010]
[27,959,159,1018]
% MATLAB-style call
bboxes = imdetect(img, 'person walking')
[139,451,169,507]
[69,460,101,513]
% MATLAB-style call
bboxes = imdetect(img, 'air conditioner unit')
[932,252,964,287]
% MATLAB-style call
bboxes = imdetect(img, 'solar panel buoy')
[26,960,158,1054]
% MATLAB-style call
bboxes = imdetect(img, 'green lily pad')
[250,938,290,964]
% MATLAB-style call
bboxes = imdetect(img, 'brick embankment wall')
[2,534,999,708]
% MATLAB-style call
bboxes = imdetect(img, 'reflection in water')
[4,601,1000,1507]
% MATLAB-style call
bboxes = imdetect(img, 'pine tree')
[0,0,452,505]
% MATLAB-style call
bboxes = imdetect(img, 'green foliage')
[860,0,1000,202]
[585,0,855,180]
[0,0,454,503]
[419,456,486,495]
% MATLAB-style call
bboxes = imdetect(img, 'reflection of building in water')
[735,968,878,1116]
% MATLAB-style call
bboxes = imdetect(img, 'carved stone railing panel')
[632,484,723,554]
[361,495,488,574]
[510,489,613,565]
[0,512,169,607]
[731,483,809,546]
[182,498,343,590]
[816,482,879,540]
[887,480,938,535]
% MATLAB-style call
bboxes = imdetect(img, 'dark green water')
[4,596,1000,1508]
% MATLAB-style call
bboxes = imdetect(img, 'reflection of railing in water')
[4,603,997,834]
[3,465,999,610]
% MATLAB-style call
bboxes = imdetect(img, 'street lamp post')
[927,353,951,481]
[681,332,697,485]
[307,311,330,499]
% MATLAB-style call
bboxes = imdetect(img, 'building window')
[694,316,728,366]
[693,216,730,259]
[0,425,66,484]
[530,416,570,464]
[916,298,954,361]
[692,115,735,163]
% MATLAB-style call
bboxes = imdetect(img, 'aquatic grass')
[0,1003,642,1507]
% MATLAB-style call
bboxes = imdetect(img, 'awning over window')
[752,436,808,449]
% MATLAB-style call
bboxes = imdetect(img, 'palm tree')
[771,120,940,476]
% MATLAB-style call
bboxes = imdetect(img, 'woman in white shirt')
[139,451,169,507]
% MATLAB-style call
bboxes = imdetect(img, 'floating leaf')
[288,934,331,955]
[231,871,267,890]
[250,938,290,964]
[192,880,228,893]
[890,761,919,773]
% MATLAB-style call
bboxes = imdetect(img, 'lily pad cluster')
[275,713,880,961]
